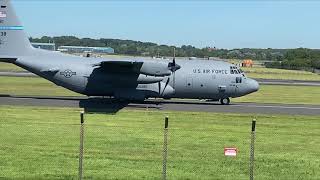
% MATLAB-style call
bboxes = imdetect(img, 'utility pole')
[79,111,85,180]
[162,116,169,180]
[249,119,256,180]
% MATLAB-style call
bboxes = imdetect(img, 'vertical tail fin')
[0,0,33,58]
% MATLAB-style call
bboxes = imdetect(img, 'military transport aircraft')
[0,0,259,105]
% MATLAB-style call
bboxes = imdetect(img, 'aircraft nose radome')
[249,79,260,93]
[253,80,259,92]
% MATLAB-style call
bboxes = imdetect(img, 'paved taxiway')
[257,78,320,86]
[0,95,319,115]
[1,71,319,86]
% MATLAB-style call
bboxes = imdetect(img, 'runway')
[1,71,319,86]
[0,95,319,115]
[0,71,36,77]
[256,78,320,86]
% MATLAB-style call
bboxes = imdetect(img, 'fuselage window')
[230,68,234,74]
[231,67,243,75]
[236,77,242,83]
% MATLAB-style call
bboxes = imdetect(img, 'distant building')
[207,47,217,52]
[31,42,56,51]
[57,46,114,54]
[242,59,254,67]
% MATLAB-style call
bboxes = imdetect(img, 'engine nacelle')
[140,61,172,76]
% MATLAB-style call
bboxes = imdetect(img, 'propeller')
[158,81,161,95]
[168,48,181,72]
[159,48,181,97]
[170,48,179,90]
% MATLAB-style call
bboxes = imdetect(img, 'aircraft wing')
[93,60,173,77]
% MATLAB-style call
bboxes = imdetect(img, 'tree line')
[30,36,320,70]
[266,48,320,70]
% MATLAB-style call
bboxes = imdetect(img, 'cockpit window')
[239,68,246,77]
[236,77,242,83]
[230,66,242,75]
[230,66,236,74]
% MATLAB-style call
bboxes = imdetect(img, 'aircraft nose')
[247,78,259,93]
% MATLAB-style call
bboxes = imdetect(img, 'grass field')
[0,62,23,72]
[0,106,319,179]
[242,67,320,81]
[0,76,80,97]
[234,85,320,105]
[0,76,319,105]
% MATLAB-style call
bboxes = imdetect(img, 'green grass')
[0,76,319,105]
[242,67,320,81]
[0,106,319,179]
[0,62,24,72]
[0,76,80,96]
[234,85,320,105]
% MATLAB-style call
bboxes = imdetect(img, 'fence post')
[162,116,169,180]
[79,111,85,180]
[249,119,256,180]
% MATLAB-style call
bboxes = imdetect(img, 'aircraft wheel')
[220,98,230,105]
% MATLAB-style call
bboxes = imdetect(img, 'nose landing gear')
[220,98,230,105]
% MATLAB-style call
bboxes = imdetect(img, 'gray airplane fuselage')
[13,49,259,101]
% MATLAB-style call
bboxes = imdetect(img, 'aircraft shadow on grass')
[79,98,129,114]
[79,98,165,114]
[79,98,222,114]
[0,94,128,114]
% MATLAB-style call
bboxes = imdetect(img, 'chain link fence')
[0,108,319,179]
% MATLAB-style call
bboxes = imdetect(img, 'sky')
[12,0,320,49]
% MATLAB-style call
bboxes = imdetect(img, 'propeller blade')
[161,77,170,96]
[158,82,161,95]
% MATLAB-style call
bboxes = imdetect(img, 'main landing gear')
[220,98,230,105]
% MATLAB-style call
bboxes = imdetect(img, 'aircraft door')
[217,76,236,97]
[234,77,242,96]
[234,84,239,96]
